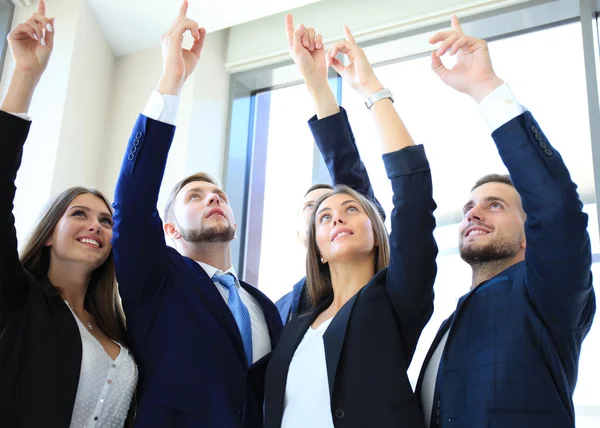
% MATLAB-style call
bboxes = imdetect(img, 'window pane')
[255,84,316,301]
[341,21,598,423]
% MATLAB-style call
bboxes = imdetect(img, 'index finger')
[38,0,46,16]
[451,15,464,35]
[179,0,189,18]
[343,24,355,43]
[285,14,294,47]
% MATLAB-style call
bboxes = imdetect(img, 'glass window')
[0,0,15,82]
[341,21,598,424]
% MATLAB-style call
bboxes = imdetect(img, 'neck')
[328,256,375,311]
[179,240,232,272]
[470,256,521,289]
[47,260,92,313]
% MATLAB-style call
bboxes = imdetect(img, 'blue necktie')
[213,273,253,366]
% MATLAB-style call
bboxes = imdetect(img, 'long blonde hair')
[20,187,128,345]
[305,185,390,306]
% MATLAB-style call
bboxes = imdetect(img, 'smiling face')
[314,193,376,264]
[459,182,526,265]
[45,193,113,270]
[168,180,236,243]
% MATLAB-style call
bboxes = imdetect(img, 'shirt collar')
[196,261,239,286]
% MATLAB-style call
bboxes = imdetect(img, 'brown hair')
[20,187,127,345]
[471,174,513,191]
[305,185,390,306]
[304,183,333,197]
[164,172,218,222]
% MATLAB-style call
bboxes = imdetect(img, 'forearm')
[370,98,415,154]
[307,78,339,119]
[0,72,40,114]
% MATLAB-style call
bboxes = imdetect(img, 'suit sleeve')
[0,111,32,312]
[112,114,176,305]
[383,145,438,364]
[308,108,386,220]
[493,112,595,331]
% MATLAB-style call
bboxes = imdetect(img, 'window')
[0,0,15,82]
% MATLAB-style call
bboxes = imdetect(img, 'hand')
[429,16,504,102]
[285,14,326,88]
[7,0,55,79]
[157,0,206,95]
[327,26,382,99]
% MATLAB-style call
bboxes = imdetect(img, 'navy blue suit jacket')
[266,143,438,428]
[113,115,283,428]
[275,108,385,324]
[416,112,596,428]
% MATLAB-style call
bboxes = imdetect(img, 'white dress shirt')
[196,262,272,363]
[420,83,527,425]
[66,304,138,428]
[282,317,335,428]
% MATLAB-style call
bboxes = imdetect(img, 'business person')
[276,15,385,324]
[417,17,596,428]
[0,3,137,427]
[264,23,438,428]
[112,2,282,427]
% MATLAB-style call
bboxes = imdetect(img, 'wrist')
[469,76,505,103]
[359,79,384,99]
[157,73,184,96]
[306,76,330,95]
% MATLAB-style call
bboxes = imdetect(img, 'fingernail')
[41,37,46,46]
[33,33,38,41]
[46,23,53,32]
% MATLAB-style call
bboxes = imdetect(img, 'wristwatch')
[365,88,394,109]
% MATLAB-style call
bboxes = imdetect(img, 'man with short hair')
[417,17,596,428]
[275,16,385,324]
[112,3,282,427]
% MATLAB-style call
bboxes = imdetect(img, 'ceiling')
[86,0,324,56]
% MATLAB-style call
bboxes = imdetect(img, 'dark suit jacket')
[112,114,283,428]
[265,143,438,428]
[0,111,83,427]
[415,112,596,428]
[275,108,385,325]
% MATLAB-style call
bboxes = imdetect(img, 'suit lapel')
[415,313,453,399]
[323,293,358,397]
[184,258,246,363]
[265,307,321,427]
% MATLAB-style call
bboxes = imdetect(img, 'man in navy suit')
[112,3,282,427]
[417,17,596,428]
[275,16,384,325]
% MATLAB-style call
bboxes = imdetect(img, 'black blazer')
[0,111,133,427]
[264,144,438,428]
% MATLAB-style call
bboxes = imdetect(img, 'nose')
[332,211,345,226]
[207,193,221,207]
[89,219,101,234]
[466,205,484,223]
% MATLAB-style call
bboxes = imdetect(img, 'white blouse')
[282,317,335,428]
[67,306,138,428]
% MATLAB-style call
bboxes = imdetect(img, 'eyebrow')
[317,199,357,214]
[69,205,113,218]
[462,196,510,212]
[185,187,227,199]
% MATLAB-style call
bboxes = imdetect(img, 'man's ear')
[164,222,182,240]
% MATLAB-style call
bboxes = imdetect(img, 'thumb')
[431,51,448,78]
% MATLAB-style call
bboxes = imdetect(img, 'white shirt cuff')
[142,90,180,125]
[7,112,31,121]
[478,83,526,132]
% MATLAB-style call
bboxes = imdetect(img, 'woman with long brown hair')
[0,2,137,427]
[264,20,438,428]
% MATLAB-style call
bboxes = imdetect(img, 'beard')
[179,223,236,243]
[459,234,522,265]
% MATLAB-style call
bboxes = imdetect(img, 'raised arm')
[0,1,54,312]
[329,27,438,357]
[431,16,594,330]
[285,15,385,219]
[112,1,206,305]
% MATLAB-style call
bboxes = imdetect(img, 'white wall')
[0,0,115,245]
[226,0,539,71]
